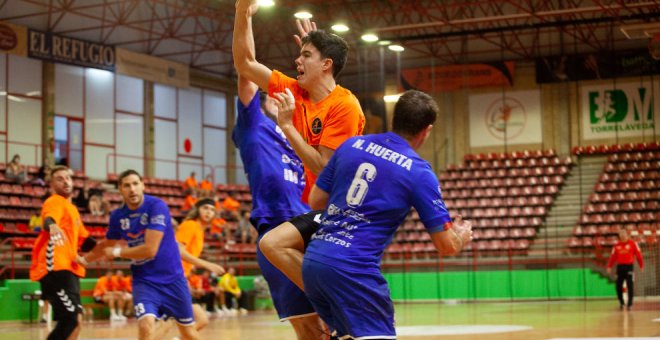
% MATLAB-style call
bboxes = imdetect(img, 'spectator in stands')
[253,275,270,301]
[222,193,240,214]
[607,228,644,311]
[39,298,50,323]
[201,270,218,314]
[218,267,248,315]
[183,171,198,195]
[89,194,110,216]
[209,211,227,241]
[199,174,214,198]
[112,270,133,317]
[6,154,28,184]
[93,270,127,321]
[235,210,256,244]
[29,210,42,232]
[30,164,50,186]
[73,181,91,211]
[188,270,203,299]
[182,191,198,213]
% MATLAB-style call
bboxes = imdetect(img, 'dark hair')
[185,198,216,221]
[118,169,143,186]
[392,90,439,137]
[301,30,349,78]
[48,165,71,182]
[11,154,20,163]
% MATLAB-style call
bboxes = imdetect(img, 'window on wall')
[54,63,146,179]
[153,84,228,183]
[53,116,84,171]
[2,54,43,166]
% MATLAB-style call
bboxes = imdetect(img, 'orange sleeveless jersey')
[175,219,204,277]
[184,177,197,189]
[30,194,89,281]
[200,180,213,191]
[268,70,365,202]
[111,275,132,292]
[93,276,114,297]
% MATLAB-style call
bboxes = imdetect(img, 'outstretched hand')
[49,224,66,246]
[235,0,259,16]
[208,263,226,276]
[273,88,295,129]
[294,19,317,48]
[453,215,473,247]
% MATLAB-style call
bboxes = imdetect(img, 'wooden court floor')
[1,299,658,339]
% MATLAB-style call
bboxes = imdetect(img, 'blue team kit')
[107,195,194,324]
[233,94,315,320]
[303,132,452,338]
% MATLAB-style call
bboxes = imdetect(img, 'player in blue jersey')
[81,169,198,340]
[301,90,473,339]
[233,74,326,339]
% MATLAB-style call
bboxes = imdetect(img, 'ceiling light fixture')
[388,45,404,52]
[294,11,313,19]
[361,33,379,42]
[383,94,402,103]
[257,0,275,6]
[331,24,349,32]
[377,40,392,46]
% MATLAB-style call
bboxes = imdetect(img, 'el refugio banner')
[28,29,115,71]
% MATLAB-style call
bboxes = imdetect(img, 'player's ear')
[322,58,333,73]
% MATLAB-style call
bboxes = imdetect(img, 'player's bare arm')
[106,229,164,260]
[178,243,225,276]
[78,239,118,265]
[308,184,329,211]
[233,0,272,91]
[431,216,473,256]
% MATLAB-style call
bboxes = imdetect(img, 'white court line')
[547,337,660,340]
[652,318,660,322]
[396,325,532,336]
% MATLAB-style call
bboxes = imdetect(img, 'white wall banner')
[580,81,658,140]
[469,90,542,147]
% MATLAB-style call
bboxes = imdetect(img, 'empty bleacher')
[386,149,573,260]
[568,144,660,251]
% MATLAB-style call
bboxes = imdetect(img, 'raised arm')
[238,75,259,107]
[233,0,272,91]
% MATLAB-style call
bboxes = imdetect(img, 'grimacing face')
[294,42,327,91]
[120,174,145,210]
[50,169,73,198]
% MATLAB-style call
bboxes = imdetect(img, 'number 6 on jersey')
[346,163,377,207]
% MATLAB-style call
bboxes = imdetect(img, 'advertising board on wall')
[580,81,658,140]
[469,90,543,147]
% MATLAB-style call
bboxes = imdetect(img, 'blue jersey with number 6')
[306,132,452,270]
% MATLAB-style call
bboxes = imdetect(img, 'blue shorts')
[302,258,396,339]
[132,276,195,326]
[256,231,316,320]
